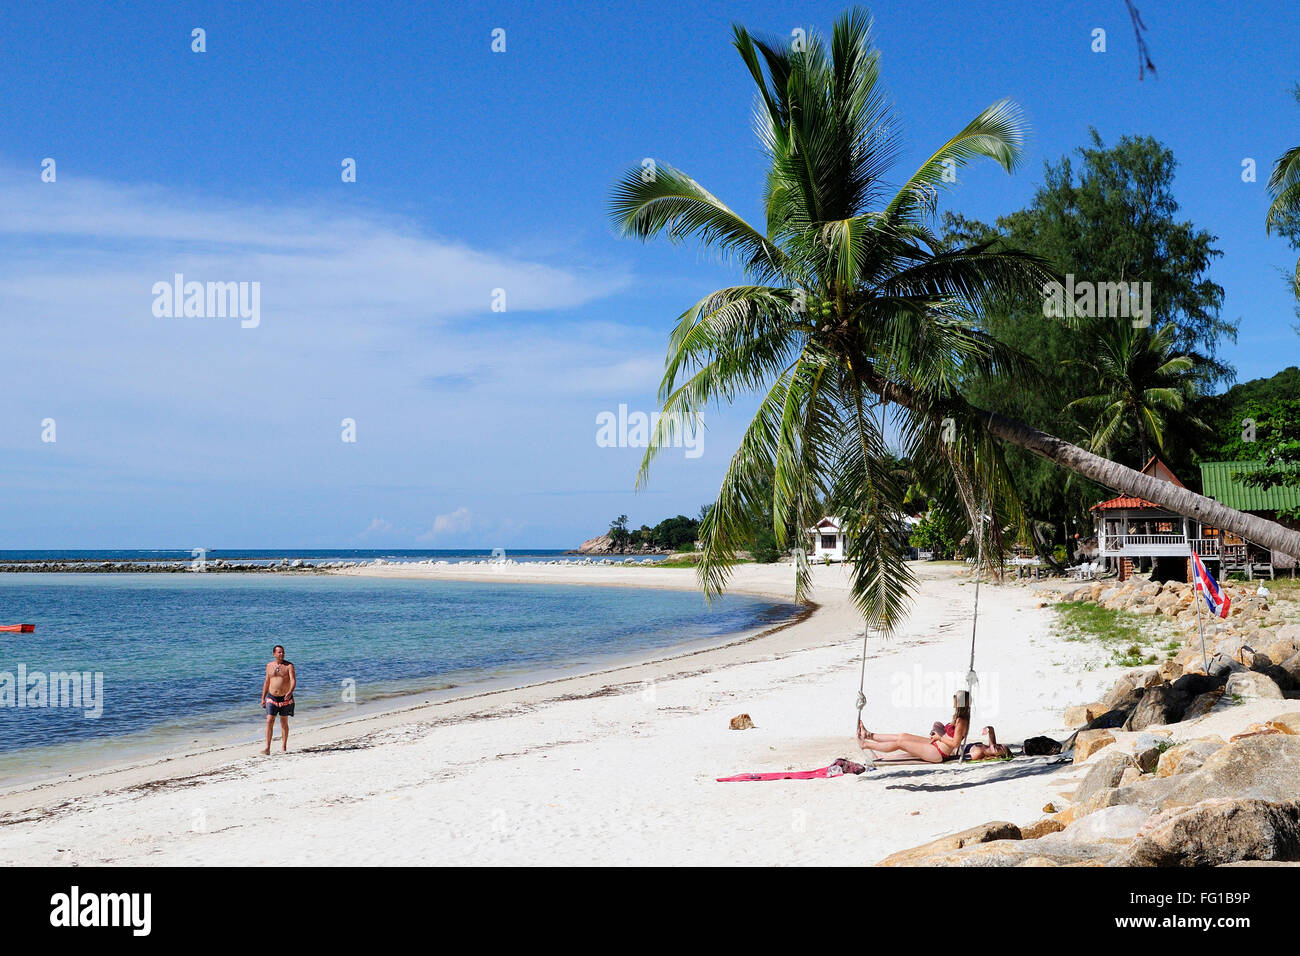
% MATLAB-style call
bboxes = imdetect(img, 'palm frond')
[883,99,1027,222]
[609,163,786,280]
[1266,145,1300,233]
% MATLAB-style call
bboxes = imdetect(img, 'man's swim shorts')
[266,694,295,717]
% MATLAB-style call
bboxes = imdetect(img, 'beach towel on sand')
[716,757,869,782]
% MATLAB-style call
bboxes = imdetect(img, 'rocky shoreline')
[878,575,1300,867]
[880,729,1300,866]
[570,533,674,556]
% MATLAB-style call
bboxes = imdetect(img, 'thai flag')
[1191,551,1232,618]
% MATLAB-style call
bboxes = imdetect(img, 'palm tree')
[612,9,1044,631]
[611,10,1300,633]
[1266,84,1300,288]
[1065,321,1206,466]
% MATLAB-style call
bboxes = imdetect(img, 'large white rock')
[1061,804,1155,843]
[1225,671,1285,700]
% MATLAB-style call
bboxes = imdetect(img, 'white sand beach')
[0,561,1251,866]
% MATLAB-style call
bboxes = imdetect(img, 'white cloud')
[0,166,728,540]
[0,168,628,329]
[0,167,640,463]
[550,355,665,395]
[358,518,393,538]
[418,507,472,542]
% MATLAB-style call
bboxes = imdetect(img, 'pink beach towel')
[716,757,869,782]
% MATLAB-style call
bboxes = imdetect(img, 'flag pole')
[1192,552,1210,674]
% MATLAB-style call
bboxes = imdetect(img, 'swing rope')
[856,628,869,718]
[854,398,888,725]
[958,490,990,763]
[967,490,988,688]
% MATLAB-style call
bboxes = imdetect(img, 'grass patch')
[1228,575,1300,593]
[1054,601,1145,645]
[640,554,758,569]
[1053,600,1173,668]
[650,554,701,568]
[1263,576,1300,596]
[1112,643,1158,667]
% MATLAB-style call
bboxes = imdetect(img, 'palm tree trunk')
[978,410,1300,557]
[865,375,1300,559]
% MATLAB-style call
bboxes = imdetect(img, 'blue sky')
[0,1,1296,548]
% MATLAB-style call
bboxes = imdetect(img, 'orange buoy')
[0,624,34,633]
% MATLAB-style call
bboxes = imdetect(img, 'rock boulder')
[1155,736,1226,777]
[1161,735,1300,805]
[1074,730,1116,762]
[1225,671,1284,700]
[1118,798,1300,867]
[1074,751,1140,805]
[877,821,1021,866]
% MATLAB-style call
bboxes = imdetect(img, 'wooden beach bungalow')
[1090,457,1223,583]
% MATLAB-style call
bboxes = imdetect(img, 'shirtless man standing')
[260,644,297,755]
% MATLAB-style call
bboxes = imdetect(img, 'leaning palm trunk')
[982,410,1300,559]
[868,372,1300,558]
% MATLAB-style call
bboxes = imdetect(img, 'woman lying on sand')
[856,694,970,763]
[965,725,1011,761]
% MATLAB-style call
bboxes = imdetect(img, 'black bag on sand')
[1023,735,1063,756]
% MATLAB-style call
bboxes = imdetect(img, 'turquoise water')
[0,573,795,779]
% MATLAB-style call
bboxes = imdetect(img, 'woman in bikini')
[965,725,1011,760]
[856,694,971,763]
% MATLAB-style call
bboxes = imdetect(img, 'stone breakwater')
[0,556,670,573]
[0,559,327,573]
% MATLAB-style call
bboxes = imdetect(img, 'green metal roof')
[1199,460,1300,512]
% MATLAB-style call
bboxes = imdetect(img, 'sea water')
[0,573,797,782]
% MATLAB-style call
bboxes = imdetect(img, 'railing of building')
[1097,535,1221,557]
